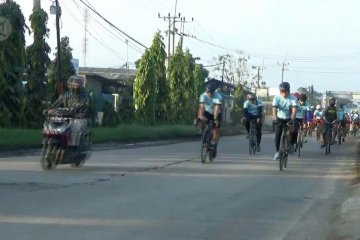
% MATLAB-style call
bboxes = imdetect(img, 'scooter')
[41,108,91,170]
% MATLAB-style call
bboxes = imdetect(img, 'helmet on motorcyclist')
[67,76,84,93]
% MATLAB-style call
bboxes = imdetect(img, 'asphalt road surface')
[0,133,358,240]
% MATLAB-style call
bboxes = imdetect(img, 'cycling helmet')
[292,92,300,99]
[316,105,321,110]
[299,93,307,102]
[247,93,255,100]
[279,82,290,91]
[205,83,215,93]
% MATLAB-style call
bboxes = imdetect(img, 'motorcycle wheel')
[40,144,56,170]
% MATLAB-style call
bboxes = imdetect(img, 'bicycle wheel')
[279,152,284,171]
[325,130,331,155]
[200,129,208,163]
[337,128,342,145]
[284,151,288,168]
[297,132,301,157]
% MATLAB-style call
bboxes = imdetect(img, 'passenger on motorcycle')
[242,93,263,152]
[50,76,90,147]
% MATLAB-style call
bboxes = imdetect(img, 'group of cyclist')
[197,79,358,161]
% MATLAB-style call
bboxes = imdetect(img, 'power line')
[61,0,127,62]
[71,0,144,55]
[78,0,148,49]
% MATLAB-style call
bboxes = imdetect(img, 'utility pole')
[221,60,225,82]
[178,16,194,49]
[50,0,63,95]
[82,8,89,67]
[33,0,40,9]
[158,12,178,57]
[278,61,289,83]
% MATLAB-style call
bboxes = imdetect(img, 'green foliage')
[182,49,197,122]
[150,31,168,123]
[231,83,246,125]
[102,101,120,127]
[24,8,51,128]
[167,46,186,123]
[0,0,27,127]
[118,87,135,124]
[134,50,156,125]
[48,36,76,102]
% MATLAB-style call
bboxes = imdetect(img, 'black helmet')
[279,82,290,91]
[205,84,216,93]
[299,93,307,102]
[247,93,255,100]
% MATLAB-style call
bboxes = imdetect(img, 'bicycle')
[200,119,214,163]
[248,119,258,155]
[295,122,305,157]
[324,120,337,155]
[279,122,292,171]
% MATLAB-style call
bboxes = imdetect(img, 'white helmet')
[316,105,321,110]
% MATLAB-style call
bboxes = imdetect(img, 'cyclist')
[243,93,263,152]
[321,97,338,148]
[272,82,298,160]
[338,104,347,142]
[292,93,310,151]
[198,83,222,158]
[306,105,315,137]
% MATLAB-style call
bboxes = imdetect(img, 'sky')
[12,0,360,93]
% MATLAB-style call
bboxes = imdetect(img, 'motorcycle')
[41,108,92,170]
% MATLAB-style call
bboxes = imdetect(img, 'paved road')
[0,133,358,240]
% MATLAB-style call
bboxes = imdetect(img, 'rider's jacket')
[314,110,322,119]
[243,99,263,119]
[338,108,346,121]
[323,106,337,123]
[52,90,89,115]
[296,102,310,120]
[272,95,297,120]
[199,91,222,115]
[351,113,359,122]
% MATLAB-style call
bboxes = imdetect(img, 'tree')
[133,50,156,125]
[182,49,197,122]
[230,83,246,125]
[48,36,75,102]
[24,8,51,128]
[168,45,186,123]
[0,0,27,127]
[213,54,250,86]
[149,31,168,123]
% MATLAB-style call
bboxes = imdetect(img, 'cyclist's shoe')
[273,152,280,161]
[256,145,261,152]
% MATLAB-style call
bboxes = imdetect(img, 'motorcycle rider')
[50,75,90,147]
